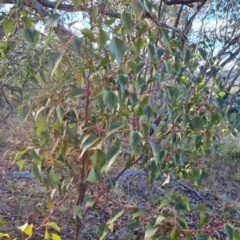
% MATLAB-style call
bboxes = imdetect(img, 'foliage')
[0,0,240,239]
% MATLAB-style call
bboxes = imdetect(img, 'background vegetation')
[0,0,240,239]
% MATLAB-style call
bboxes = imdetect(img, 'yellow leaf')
[44,229,51,239]
[46,201,55,209]
[76,72,83,84]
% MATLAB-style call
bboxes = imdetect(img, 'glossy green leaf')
[225,223,234,240]
[210,66,219,79]
[106,146,121,171]
[16,160,26,171]
[184,49,191,65]
[156,46,165,61]
[144,224,158,239]
[170,228,180,240]
[48,52,62,77]
[121,12,132,32]
[81,28,96,42]
[20,28,39,47]
[73,205,82,219]
[86,196,97,208]
[72,37,82,57]
[130,131,142,155]
[132,208,150,219]
[70,88,85,98]
[99,224,108,240]
[106,122,123,137]
[81,135,99,157]
[150,142,161,166]
[109,36,128,64]
[44,222,60,232]
[33,165,43,182]
[49,168,59,183]
[98,27,109,52]
[199,48,207,60]
[103,90,119,109]
[107,209,124,224]
[143,105,153,121]
[46,14,60,28]
[200,212,209,227]
[131,0,143,20]
[148,44,155,63]
[87,168,98,183]
[56,105,64,123]
[2,19,14,36]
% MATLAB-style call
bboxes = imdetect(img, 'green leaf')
[199,48,207,60]
[56,105,64,123]
[16,160,26,171]
[73,0,82,8]
[0,41,8,57]
[130,0,142,20]
[132,208,149,219]
[48,52,62,78]
[130,131,142,155]
[190,116,205,130]
[2,19,15,36]
[20,28,39,47]
[200,213,209,227]
[225,223,234,240]
[72,37,82,57]
[81,135,99,157]
[143,105,153,121]
[167,105,173,120]
[184,49,191,65]
[32,165,43,182]
[49,168,59,183]
[44,222,60,232]
[106,146,121,171]
[148,44,155,63]
[70,88,85,98]
[98,27,109,52]
[150,142,161,166]
[144,224,158,239]
[86,196,97,208]
[156,46,165,61]
[121,12,132,32]
[87,168,98,183]
[99,224,108,240]
[170,228,180,240]
[81,28,96,42]
[109,36,128,64]
[46,14,60,29]
[107,209,124,224]
[117,74,128,96]
[192,205,209,212]
[103,90,119,109]
[106,122,123,137]
[73,205,82,219]
[210,66,219,79]
[181,196,191,211]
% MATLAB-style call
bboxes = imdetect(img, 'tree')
[1,0,240,239]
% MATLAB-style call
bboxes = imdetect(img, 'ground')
[0,116,240,239]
